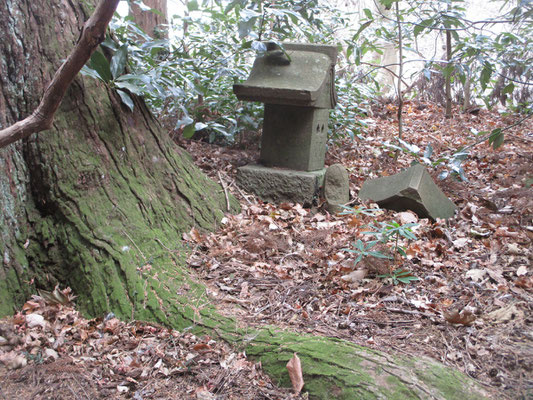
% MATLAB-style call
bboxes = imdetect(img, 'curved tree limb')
[0,0,119,148]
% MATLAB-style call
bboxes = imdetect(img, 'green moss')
[243,328,490,400]
[415,362,488,400]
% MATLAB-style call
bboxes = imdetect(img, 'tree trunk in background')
[130,0,168,38]
[0,0,235,320]
[0,2,494,398]
[445,19,453,118]
[374,1,398,97]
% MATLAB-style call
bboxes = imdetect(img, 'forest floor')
[0,101,532,399]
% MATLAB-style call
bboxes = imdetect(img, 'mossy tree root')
[244,329,490,400]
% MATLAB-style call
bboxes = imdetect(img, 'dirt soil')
[1,101,532,399]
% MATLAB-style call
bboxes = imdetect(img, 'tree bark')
[0,0,119,148]
[130,0,168,39]
[0,1,492,398]
[0,0,236,319]
[445,24,453,118]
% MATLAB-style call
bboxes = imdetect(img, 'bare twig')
[0,0,120,148]
[217,171,231,212]
[123,230,147,261]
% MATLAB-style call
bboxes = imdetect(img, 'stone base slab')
[237,164,325,206]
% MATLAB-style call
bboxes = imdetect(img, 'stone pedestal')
[237,164,325,206]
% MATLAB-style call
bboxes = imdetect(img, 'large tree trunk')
[0,0,235,320]
[0,2,492,399]
[130,0,168,38]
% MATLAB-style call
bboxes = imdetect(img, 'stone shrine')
[233,42,338,205]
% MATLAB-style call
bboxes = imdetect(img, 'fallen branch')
[0,0,120,148]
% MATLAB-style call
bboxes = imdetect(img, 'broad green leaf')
[414,18,433,37]
[101,37,118,51]
[363,8,373,19]
[379,0,396,9]
[488,128,504,149]
[237,17,256,39]
[442,63,454,79]
[502,82,515,95]
[183,124,195,139]
[187,0,199,11]
[397,275,419,284]
[252,41,267,52]
[110,44,128,79]
[116,89,134,111]
[195,122,208,131]
[480,63,492,91]
[352,20,373,42]
[114,81,143,96]
[80,65,105,82]
[88,50,112,83]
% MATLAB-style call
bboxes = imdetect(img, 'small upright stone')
[359,164,456,220]
[324,163,350,214]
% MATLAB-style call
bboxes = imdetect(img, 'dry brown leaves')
[0,290,301,399]
[1,102,531,399]
[181,102,533,398]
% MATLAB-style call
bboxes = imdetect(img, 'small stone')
[323,164,350,214]
[44,348,59,360]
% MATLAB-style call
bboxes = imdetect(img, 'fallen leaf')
[341,269,367,284]
[443,309,476,326]
[514,276,533,288]
[193,343,212,351]
[484,304,524,324]
[26,313,47,329]
[195,386,215,400]
[465,269,487,282]
[516,265,528,276]
[506,243,522,255]
[452,238,469,248]
[286,353,304,394]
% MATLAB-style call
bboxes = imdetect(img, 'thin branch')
[462,112,533,152]
[358,62,411,88]
[0,0,120,148]
[395,1,404,141]
[372,0,518,33]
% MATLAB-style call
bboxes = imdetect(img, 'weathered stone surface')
[233,42,337,174]
[237,164,325,205]
[260,105,329,171]
[324,163,350,214]
[233,43,337,108]
[359,164,456,220]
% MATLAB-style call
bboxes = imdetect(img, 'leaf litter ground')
[1,101,531,399]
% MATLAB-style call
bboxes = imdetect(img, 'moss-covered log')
[245,329,489,399]
[0,1,492,399]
